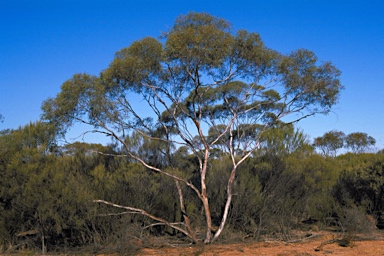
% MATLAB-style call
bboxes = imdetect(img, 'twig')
[96,211,139,216]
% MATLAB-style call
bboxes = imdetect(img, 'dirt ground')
[136,232,384,256]
[3,231,384,255]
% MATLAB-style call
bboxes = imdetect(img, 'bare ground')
[135,231,384,256]
[3,231,384,255]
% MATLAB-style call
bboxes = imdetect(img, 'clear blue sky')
[1,0,383,148]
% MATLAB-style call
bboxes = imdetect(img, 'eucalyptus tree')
[42,12,343,243]
[313,130,345,157]
[345,132,376,153]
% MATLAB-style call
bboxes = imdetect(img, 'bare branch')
[96,211,139,216]
[143,222,186,230]
[93,199,195,241]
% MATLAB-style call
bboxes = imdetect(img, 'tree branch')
[93,199,196,241]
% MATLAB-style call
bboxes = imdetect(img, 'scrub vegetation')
[1,13,382,254]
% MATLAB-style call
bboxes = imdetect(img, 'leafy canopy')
[313,130,345,157]
[42,12,343,154]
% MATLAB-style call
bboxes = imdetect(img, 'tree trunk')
[175,180,197,243]
[41,233,46,255]
[200,147,213,244]
[212,166,237,242]
[202,186,212,243]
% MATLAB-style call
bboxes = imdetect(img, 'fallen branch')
[93,199,195,242]
[314,233,348,251]
[143,222,186,230]
[16,229,39,237]
[286,233,323,243]
[96,211,139,216]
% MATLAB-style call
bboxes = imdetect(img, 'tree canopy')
[313,130,376,156]
[313,130,345,157]
[345,132,376,153]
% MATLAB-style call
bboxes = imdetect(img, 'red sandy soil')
[136,232,384,256]
[4,231,384,255]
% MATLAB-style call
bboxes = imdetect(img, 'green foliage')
[313,130,376,155]
[345,132,376,153]
[206,157,232,222]
[229,159,263,232]
[335,152,384,212]
[0,122,97,251]
[286,154,339,192]
[259,124,312,157]
[313,130,345,157]
[285,154,340,218]
[165,12,233,69]
[1,120,384,251]
[42,12,343,147]
[279,50,342,110]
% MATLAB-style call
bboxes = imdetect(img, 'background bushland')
[1,122,383,253]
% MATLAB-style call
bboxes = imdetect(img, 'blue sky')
[1,0,383,148]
